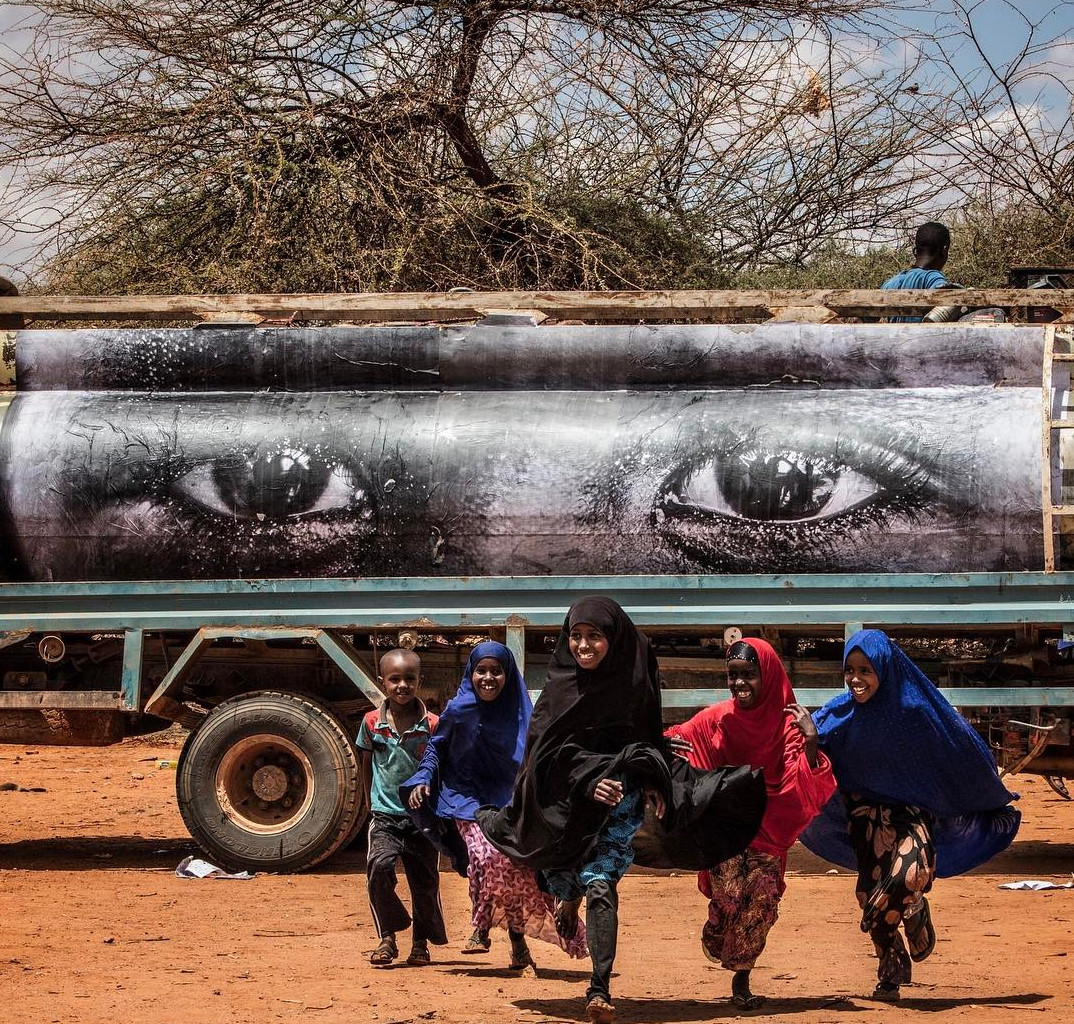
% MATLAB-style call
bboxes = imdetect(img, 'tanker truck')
[1,289,1073,872]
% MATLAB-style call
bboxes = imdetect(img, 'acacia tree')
[0,0,941,291]
[907,0,1074,283]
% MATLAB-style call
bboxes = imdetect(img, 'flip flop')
[369,937,398,965]
[730,993,766,1011]
[585,995,615,1024]
[508,943,537,973]
[871,982,901,1003]
[905,898,936,963]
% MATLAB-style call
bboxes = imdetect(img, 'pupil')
[718,452,838,520]
[212,450,331,517]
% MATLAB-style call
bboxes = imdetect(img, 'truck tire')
[176,690,364,873]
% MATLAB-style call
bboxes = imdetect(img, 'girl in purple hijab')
[404,641,586,971]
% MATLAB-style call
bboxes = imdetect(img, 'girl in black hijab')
[479,597,765,1024]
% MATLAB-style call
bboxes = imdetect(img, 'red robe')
[666,638,836,891]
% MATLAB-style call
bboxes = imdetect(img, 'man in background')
[881,222,952,322]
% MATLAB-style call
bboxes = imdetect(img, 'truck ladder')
[1042,324,1074,569]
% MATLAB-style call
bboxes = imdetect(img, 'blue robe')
[401,641,531,873]
[799,629,1020,877]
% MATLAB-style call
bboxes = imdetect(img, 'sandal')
[871,982,901,1003]
[461,929,491,954]
[905,897,936,963]
[731,971,765,1011]
[554,897,582,941]
[508,943,537,973]
[730,993,766,1011]
[369,936,398,966]
[585,995,615,1024]
[406,945,431,967]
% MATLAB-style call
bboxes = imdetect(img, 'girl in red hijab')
[666,638,836,1009]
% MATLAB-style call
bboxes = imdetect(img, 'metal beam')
[505,624,526,677]
[1,572,1074,633]
[317,629,385,705]
[120,629,143,711]
[143,629,215,718]
[0,629,31,651]
[525,687,1074,709]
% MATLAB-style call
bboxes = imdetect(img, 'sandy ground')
[1,737,1073,1024]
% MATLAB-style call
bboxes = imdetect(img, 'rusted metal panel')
[0,691,122,709]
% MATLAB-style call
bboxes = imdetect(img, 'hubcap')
[215,734,314,835]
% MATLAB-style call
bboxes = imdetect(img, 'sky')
[0,0,1071,283]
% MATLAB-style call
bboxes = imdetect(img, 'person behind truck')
[404,641,587,971]
[358,648,447,966]
[881,221,952,322]
[799,630,1021,1003]
[664,638,835,1010]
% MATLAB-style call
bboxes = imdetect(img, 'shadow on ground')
[513,991,1049,1022]
[0,836,193,870]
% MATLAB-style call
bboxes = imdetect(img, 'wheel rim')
[215,734,316,836]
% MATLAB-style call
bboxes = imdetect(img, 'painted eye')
[667,450,883,522]
[172,447,366,519]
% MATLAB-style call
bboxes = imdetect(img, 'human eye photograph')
[0,325,1046,580]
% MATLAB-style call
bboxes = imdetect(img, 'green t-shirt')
[357,701,437,817]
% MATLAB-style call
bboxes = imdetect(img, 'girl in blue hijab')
[404,641,587,971]
[800,630,1020,1003]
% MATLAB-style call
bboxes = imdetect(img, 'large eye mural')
[0,323,1045,580]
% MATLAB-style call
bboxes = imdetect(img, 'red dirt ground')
[1,736,1072,1024]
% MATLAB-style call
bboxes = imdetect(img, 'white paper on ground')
[997,879,1074,891]
[175,855,254,880]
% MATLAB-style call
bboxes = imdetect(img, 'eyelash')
[113,445,377,526]
[653,432,941,564]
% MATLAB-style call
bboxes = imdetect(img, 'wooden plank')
[2,288,1073,323]
[765,305,838,324]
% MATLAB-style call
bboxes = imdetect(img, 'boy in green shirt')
[358,648,446,965]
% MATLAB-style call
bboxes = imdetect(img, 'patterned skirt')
[456,819,588,958]
[845,794,936,985]
[846,795,936,932]
[699,848,784,971]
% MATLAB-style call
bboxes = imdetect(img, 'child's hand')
[592,778,624,806]
[645,787,666,820]
[666,736,694,760]
[408,784,431,810]
[786,703,817,741]
[786,703,821,768]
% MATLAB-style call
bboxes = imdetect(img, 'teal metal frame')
[2,571,1074,717]
[0,571,1073,632]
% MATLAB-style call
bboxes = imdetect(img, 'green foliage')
[945,203,1074,287]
